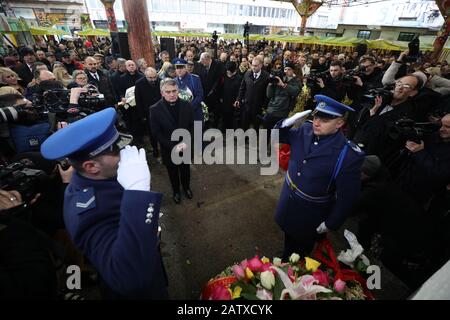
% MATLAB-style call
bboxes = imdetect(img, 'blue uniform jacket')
[274,121,364,240]
[175,73,204,121]
[64,172,167,298]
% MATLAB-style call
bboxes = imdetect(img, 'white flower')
[271,266,332,300]
[260,270,276,290]
[273,257,282,266]
[289,253,300,264]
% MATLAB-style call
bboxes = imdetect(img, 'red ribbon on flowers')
[201,276,237,300]
[278,144,291,171]
[313,238,374,300]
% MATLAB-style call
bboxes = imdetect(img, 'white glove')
[117,146,151,191]
[281,110,312,128]
[316,221,329,234]
[175,142,188,153]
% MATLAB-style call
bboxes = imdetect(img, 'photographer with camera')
[397,113,450,207]
[356,56,384,93]
[264,61,300,131]
[354,74,423,162]
[316,60,362,103]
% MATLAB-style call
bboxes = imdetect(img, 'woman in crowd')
[53,67,73,88]
[67,70,88,89]
[0,67,25,94]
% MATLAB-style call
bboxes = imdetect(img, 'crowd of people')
[0,34,449,299]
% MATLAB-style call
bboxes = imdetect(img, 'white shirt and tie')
[90,72,100,82]
[253,70,261,81]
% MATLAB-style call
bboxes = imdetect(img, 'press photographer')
[353,74,423,162]
[357,56,384,93]
[315,60,363,103]
[396,113,450,207]
[0,188,58,299]
[264,61,300,131]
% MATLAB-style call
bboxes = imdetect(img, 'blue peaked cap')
[172,58,187,66]
[313,95,355,118]
[40,108,132,160]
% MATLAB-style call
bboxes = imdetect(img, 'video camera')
[305,70,329,88]
[388,119,441,144]
[31,85,106,122]
[363,85,394,105]
[0,160,46,203]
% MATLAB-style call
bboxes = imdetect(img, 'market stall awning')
[77,28,110,36]
[29,26,69,36]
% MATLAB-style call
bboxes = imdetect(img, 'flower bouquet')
[201,230,373,300]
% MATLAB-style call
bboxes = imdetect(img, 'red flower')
[248,255,264,272]
[210,285,231,300]
[312,269,330,287]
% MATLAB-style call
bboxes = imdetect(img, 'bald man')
[118,60,144,98]
[135,67,161,154]
[84,56,116,106]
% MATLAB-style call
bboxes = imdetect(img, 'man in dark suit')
[199,52,225,127]
[14,47,36,86]
[235,56,270,131]
[184,49,204,76]
[149,78,195,204]
[84,56,117,106]
[135,67,161,157]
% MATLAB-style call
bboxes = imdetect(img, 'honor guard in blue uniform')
[274,95,365,259]
[40,108,168,299]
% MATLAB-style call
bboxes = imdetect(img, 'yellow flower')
[245,267,254,280]
[261,256,270,264]
[232,286,242,299]
[305,257,321,272]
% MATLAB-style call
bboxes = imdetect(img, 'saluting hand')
[117,146,151,191]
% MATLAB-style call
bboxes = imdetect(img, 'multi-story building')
[84,0,444,41]
[6,0,88,30]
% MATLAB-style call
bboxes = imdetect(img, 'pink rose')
[232,265,245,280]
[312,270,330,287]
[334,279,346,293]
[211,285,231,300]
[261,262,272,273]
[248,255,264,272]
[240,259,249,270]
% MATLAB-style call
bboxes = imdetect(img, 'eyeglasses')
[395,81,413,89]
[76,76,87,80]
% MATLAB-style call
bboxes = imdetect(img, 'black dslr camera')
[342,65,367,84]
[0,160,46,203]
[388,119,441,144]
[305,70,329,88]
[269,69,285,85]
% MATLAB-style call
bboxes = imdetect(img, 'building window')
[326,32,336,37]
[317,15,328,27]
[398,32,416,41]
[357,30,371,39]
[181,0,204,14]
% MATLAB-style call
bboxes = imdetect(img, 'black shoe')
[183,188,193,199]
[173,193,181,204]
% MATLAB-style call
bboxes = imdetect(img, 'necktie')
[254,73,258,80]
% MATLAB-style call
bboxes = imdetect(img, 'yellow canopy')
[78,28,110,36]
[29,26,69,36]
